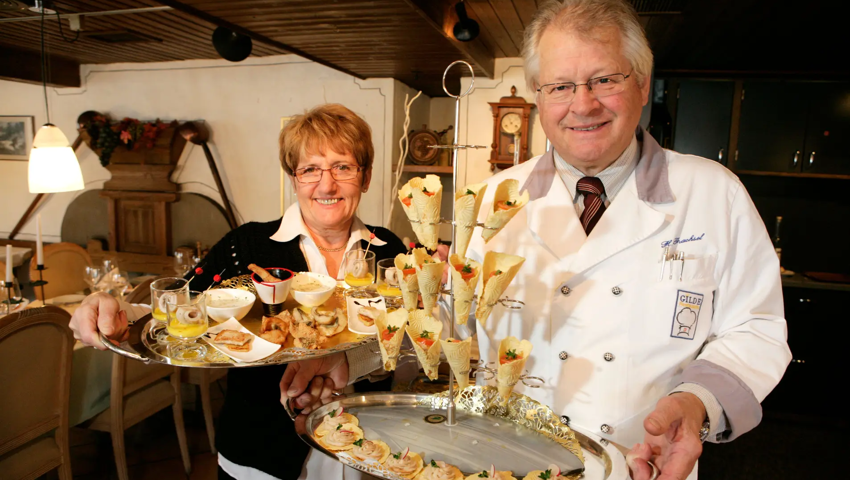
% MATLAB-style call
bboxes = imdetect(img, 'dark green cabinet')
[736,81,850,175]
[673,80,735,163]
[736,82,809,172]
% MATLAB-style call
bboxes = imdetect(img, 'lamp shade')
[28,124,84,193]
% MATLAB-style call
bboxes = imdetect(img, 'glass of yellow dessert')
[165,289,208,361]
[343,249,375,298]
[376,258,403,310]
[150,277,189,323]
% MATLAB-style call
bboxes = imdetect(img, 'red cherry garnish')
[370,233,376,240]
[213,274,222,282]
[408,242,415,249]
[195,267,203,274]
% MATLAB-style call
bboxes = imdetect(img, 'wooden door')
[736,81,809,173]
[673,80,735,163]
[802,82,850,175]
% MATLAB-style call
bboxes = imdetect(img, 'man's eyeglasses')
[537,72,632,104]
[294,164,362,184]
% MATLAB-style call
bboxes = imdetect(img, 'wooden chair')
[85,355,191,480]
[0,306,74,480]
[29,242,92,301]
[123,276,224,455]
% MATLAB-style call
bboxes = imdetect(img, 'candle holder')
[31,264,48,302]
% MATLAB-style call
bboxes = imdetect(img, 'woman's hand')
[280,353,349,415]
[69,292,129,349]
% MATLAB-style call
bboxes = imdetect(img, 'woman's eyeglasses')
[294,164,362,184]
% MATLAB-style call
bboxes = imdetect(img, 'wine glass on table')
[83,266,104,293]
[173,250,194,277]
[165,290,208,361]
[343,249,375,299]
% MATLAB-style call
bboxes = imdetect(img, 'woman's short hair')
[279,103,374,178]
[522,0,654,91]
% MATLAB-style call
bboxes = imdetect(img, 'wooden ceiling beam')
[153,0,364,79]
[0,44,81,87]
[403,0,496,79]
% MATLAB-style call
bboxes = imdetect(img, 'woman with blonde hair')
[70,103,405,479]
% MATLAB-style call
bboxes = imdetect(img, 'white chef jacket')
[466,127,791,475]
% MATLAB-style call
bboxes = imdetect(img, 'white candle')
[36,214,44,266]
[5,245,12,284]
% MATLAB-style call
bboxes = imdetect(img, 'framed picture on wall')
[0,116,35,161]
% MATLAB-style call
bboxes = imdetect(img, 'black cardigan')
[190,219,405,479]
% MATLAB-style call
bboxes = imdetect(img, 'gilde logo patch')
[671,290,703,340]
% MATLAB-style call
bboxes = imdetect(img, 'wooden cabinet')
[736,81,850,175]
[673,80,735,164]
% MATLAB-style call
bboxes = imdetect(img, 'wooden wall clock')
[488,86,535,171]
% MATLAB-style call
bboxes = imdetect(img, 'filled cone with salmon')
[449,254,481,325]
[497,336,533,401]
[475,252,525,326]
[414,248,444,314]
[440,336,472,396]
[454,183,487,258]
[406,309,442,380]
[409,175,443,250]
[394,252,421,311]
[399,182,425,247]
[375,308,409,371]
[482,179,529,243]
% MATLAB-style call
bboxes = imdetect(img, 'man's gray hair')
[522,0,654,92]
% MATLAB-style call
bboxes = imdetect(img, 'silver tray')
[298,387,629,480]
[100,314,376,367]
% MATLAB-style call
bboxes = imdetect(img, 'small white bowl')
[250,268,294,307]
[289,271,337,307]
[205,288,256,322]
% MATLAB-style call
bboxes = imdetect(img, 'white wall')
[0,55,406,245]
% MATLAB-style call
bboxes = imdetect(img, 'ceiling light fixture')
[28,0,84,194]
[453,1,480,42]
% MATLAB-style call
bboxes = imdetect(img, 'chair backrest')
[124,277,154,305]
[0,306,74,456]
[30,243,93,300]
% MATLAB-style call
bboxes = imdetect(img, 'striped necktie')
[576,177,606,234]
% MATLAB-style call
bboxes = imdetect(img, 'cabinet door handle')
[793,151,800,167]
[809,151,816,167]
[718,148,724,161]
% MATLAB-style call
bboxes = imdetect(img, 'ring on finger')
[647,460,659,480]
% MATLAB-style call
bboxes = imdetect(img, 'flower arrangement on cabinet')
[81,115,168,166]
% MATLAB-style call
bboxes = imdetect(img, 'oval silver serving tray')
[100,313,376,368]
[299,388,628,480]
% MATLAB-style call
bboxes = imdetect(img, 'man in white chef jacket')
[462,0,791,479]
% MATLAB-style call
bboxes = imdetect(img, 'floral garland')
[82,115,168,166]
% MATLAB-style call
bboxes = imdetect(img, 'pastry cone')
[496,336,533,401]
[440,337,472,396]
[375,308,409,371]
[399,182,425,246]
[410,175,443,250]
[406,309,442,380]
[454,183,488,258]
[394,253,420,311]
[482,179,530,243]
[475,252,525,326]
[415,252,444,314]
[448,254,481,325]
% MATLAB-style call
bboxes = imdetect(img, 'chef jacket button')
[601,424,613,434]
[611,286,622,296]
[560,415,570,425]
[560,285,571,296]
[603,352,615,362]
[559,351,569,361]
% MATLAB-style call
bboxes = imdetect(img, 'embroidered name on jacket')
[661,233,705,248]
[671,290,703,340]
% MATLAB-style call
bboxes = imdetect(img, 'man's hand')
[280,353,349,415]
[627,392,706,480]
[69,292,128,350]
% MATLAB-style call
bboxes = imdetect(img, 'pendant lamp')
[28,1,84,194]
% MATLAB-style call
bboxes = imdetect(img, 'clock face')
[500,112,522,134]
